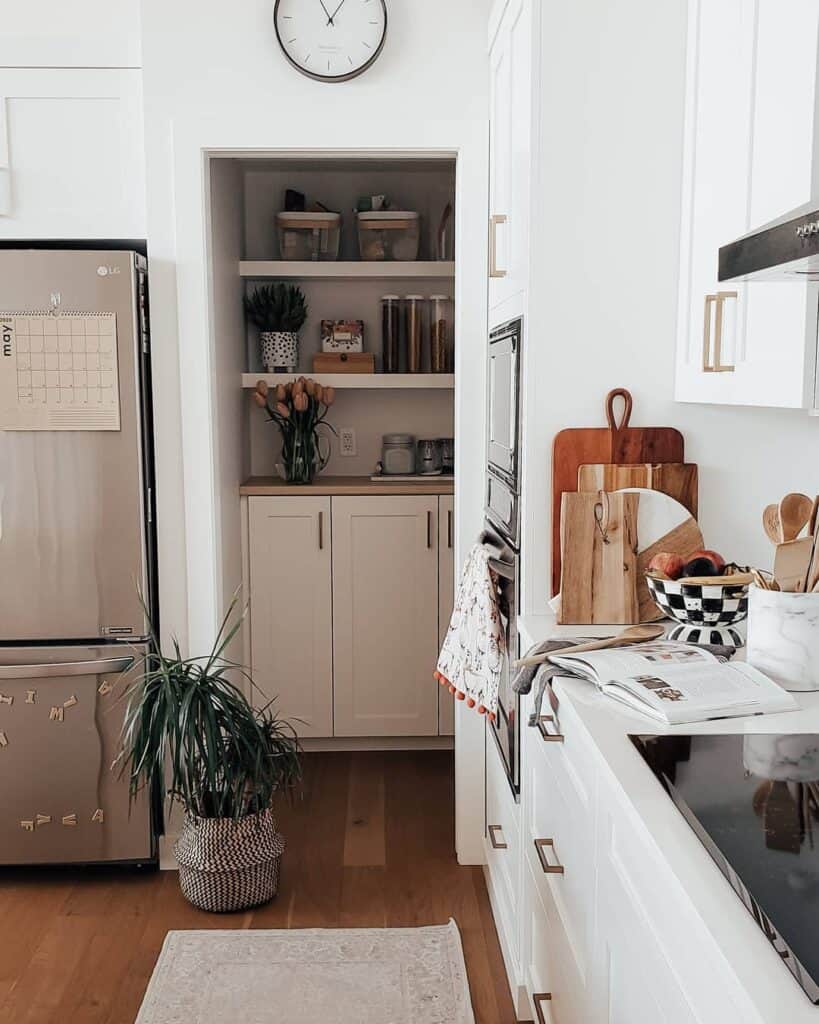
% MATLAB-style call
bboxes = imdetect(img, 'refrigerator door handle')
[0,656,135,680]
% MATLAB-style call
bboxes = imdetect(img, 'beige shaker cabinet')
[244,490,452,740]
[332,495,440,738]
[438,494,456,736]
[247,496,333,738]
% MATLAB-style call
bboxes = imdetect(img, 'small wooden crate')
[312,352,375,374]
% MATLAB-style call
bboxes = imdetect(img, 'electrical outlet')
[339,427,357,457]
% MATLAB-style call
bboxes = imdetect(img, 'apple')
[647,552,686,580]
[685,548,726,573]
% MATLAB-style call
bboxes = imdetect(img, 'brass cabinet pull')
[488,824,508,850]
[318,510,324,550]
[447,508,453,549]
[534,837,564,875]
[536,714,564,743]
[489,213,508,278]
[533,992,552,1024]
[702,291,737,373]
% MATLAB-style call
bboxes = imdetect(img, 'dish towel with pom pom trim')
[435,542,506,721]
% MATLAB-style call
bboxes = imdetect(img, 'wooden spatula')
[513,623,665,668]
[779,492,813,542]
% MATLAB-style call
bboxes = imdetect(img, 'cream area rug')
[136,919,475,1024]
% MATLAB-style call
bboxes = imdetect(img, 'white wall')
[523,0,819,617]
[139,0,491,863]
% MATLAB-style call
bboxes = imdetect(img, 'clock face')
[274,0,387,83]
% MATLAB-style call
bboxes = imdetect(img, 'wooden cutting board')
[559,488,703,624]
[577,463,698,518]
[552,389,685,595]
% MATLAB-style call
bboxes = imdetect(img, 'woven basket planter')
[174,808,285,913]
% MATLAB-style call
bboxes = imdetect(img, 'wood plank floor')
[0,751,519,1024]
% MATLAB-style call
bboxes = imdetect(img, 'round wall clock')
[274,0,387,83]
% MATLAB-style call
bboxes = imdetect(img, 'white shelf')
[239,260,455,280]
[242,373,454,390]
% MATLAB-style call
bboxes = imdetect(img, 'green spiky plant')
[243,283,308,333]
[115,591,301,820]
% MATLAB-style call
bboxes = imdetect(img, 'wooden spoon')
[513,623,665,669]
[779,492,813,542]
[763,503,784,544]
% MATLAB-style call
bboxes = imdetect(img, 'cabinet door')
[248,496,333,738]
[0,69,146,239]
[676,0,819,408]
[488,0,531,314]
[332,495,439,737]
[438,494,455,736]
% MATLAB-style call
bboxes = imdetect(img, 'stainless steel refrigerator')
[0,248,157,866]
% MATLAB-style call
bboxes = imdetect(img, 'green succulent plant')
[243,283,308,333]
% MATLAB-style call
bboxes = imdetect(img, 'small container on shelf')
[276,211,341,261]
[381,295,401,373]
[357,211,420,261]
[381,434,416,475]
[429,294,452,372]
[404,295,424,372]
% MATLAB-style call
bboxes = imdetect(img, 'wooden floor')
[0,751,518,1024]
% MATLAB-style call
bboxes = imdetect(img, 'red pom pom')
[488,711,497,723]
[448,685,456,694]
[466,697,476,709]
[456,691,466,701]
[477,705,486,715]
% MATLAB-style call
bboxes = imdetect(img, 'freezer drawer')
[0,645,154,865]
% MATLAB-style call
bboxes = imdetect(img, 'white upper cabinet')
[488,0,533,316]
[676,0,819,408]
[1,2,141,69]
[0,69,146,240]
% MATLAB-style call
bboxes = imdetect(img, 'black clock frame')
[273,0,388,83]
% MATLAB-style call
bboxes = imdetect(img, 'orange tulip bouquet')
[252,377,336,484]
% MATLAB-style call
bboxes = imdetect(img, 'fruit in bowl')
[647,548,731,581]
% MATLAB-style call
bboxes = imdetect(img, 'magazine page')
[549,641,717,686]
[604,662,797,725]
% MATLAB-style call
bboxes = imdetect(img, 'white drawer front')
[523,706,596,988]
[523,853,589,1024]
[486,735,520,963]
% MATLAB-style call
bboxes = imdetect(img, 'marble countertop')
[518,612,819,1024]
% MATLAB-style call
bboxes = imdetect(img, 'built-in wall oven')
[485,317,522,795]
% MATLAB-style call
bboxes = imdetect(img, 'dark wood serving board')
[551,389,685,595]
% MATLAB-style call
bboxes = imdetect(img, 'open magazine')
[548,641,798,725]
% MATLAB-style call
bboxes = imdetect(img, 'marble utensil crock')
[747,586,819,692]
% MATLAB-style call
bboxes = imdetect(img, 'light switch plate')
[339,427,357,457]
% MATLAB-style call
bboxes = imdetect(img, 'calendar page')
[0,312,120,431]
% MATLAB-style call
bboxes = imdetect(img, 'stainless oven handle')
[0,657,135,680]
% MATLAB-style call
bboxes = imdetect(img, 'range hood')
[719,201,819,282]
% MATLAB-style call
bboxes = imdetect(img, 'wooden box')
[312,352,375,374]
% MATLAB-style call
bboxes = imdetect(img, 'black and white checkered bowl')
[645,574,749,630]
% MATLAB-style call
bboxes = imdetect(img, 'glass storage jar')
[381,434,416,475]
[276,211,341,261]
[357,211,420,261]
[429,295,452,372]
[381,295,401,373]
[404,295,424,372]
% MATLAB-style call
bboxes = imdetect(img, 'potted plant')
[244,282,308,372]
[252,376,336,484]
[116,595,301,912]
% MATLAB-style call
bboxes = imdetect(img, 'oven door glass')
[488,556,519,796]
[487,319,520,481]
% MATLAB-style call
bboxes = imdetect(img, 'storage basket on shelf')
[357,210,420,260]
[175,808,285,913]
[276,211,341,261]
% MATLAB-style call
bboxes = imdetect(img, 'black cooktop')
[632,733,819,1004]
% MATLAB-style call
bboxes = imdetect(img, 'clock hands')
[318,0,335,24]
[328,0,346,24]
